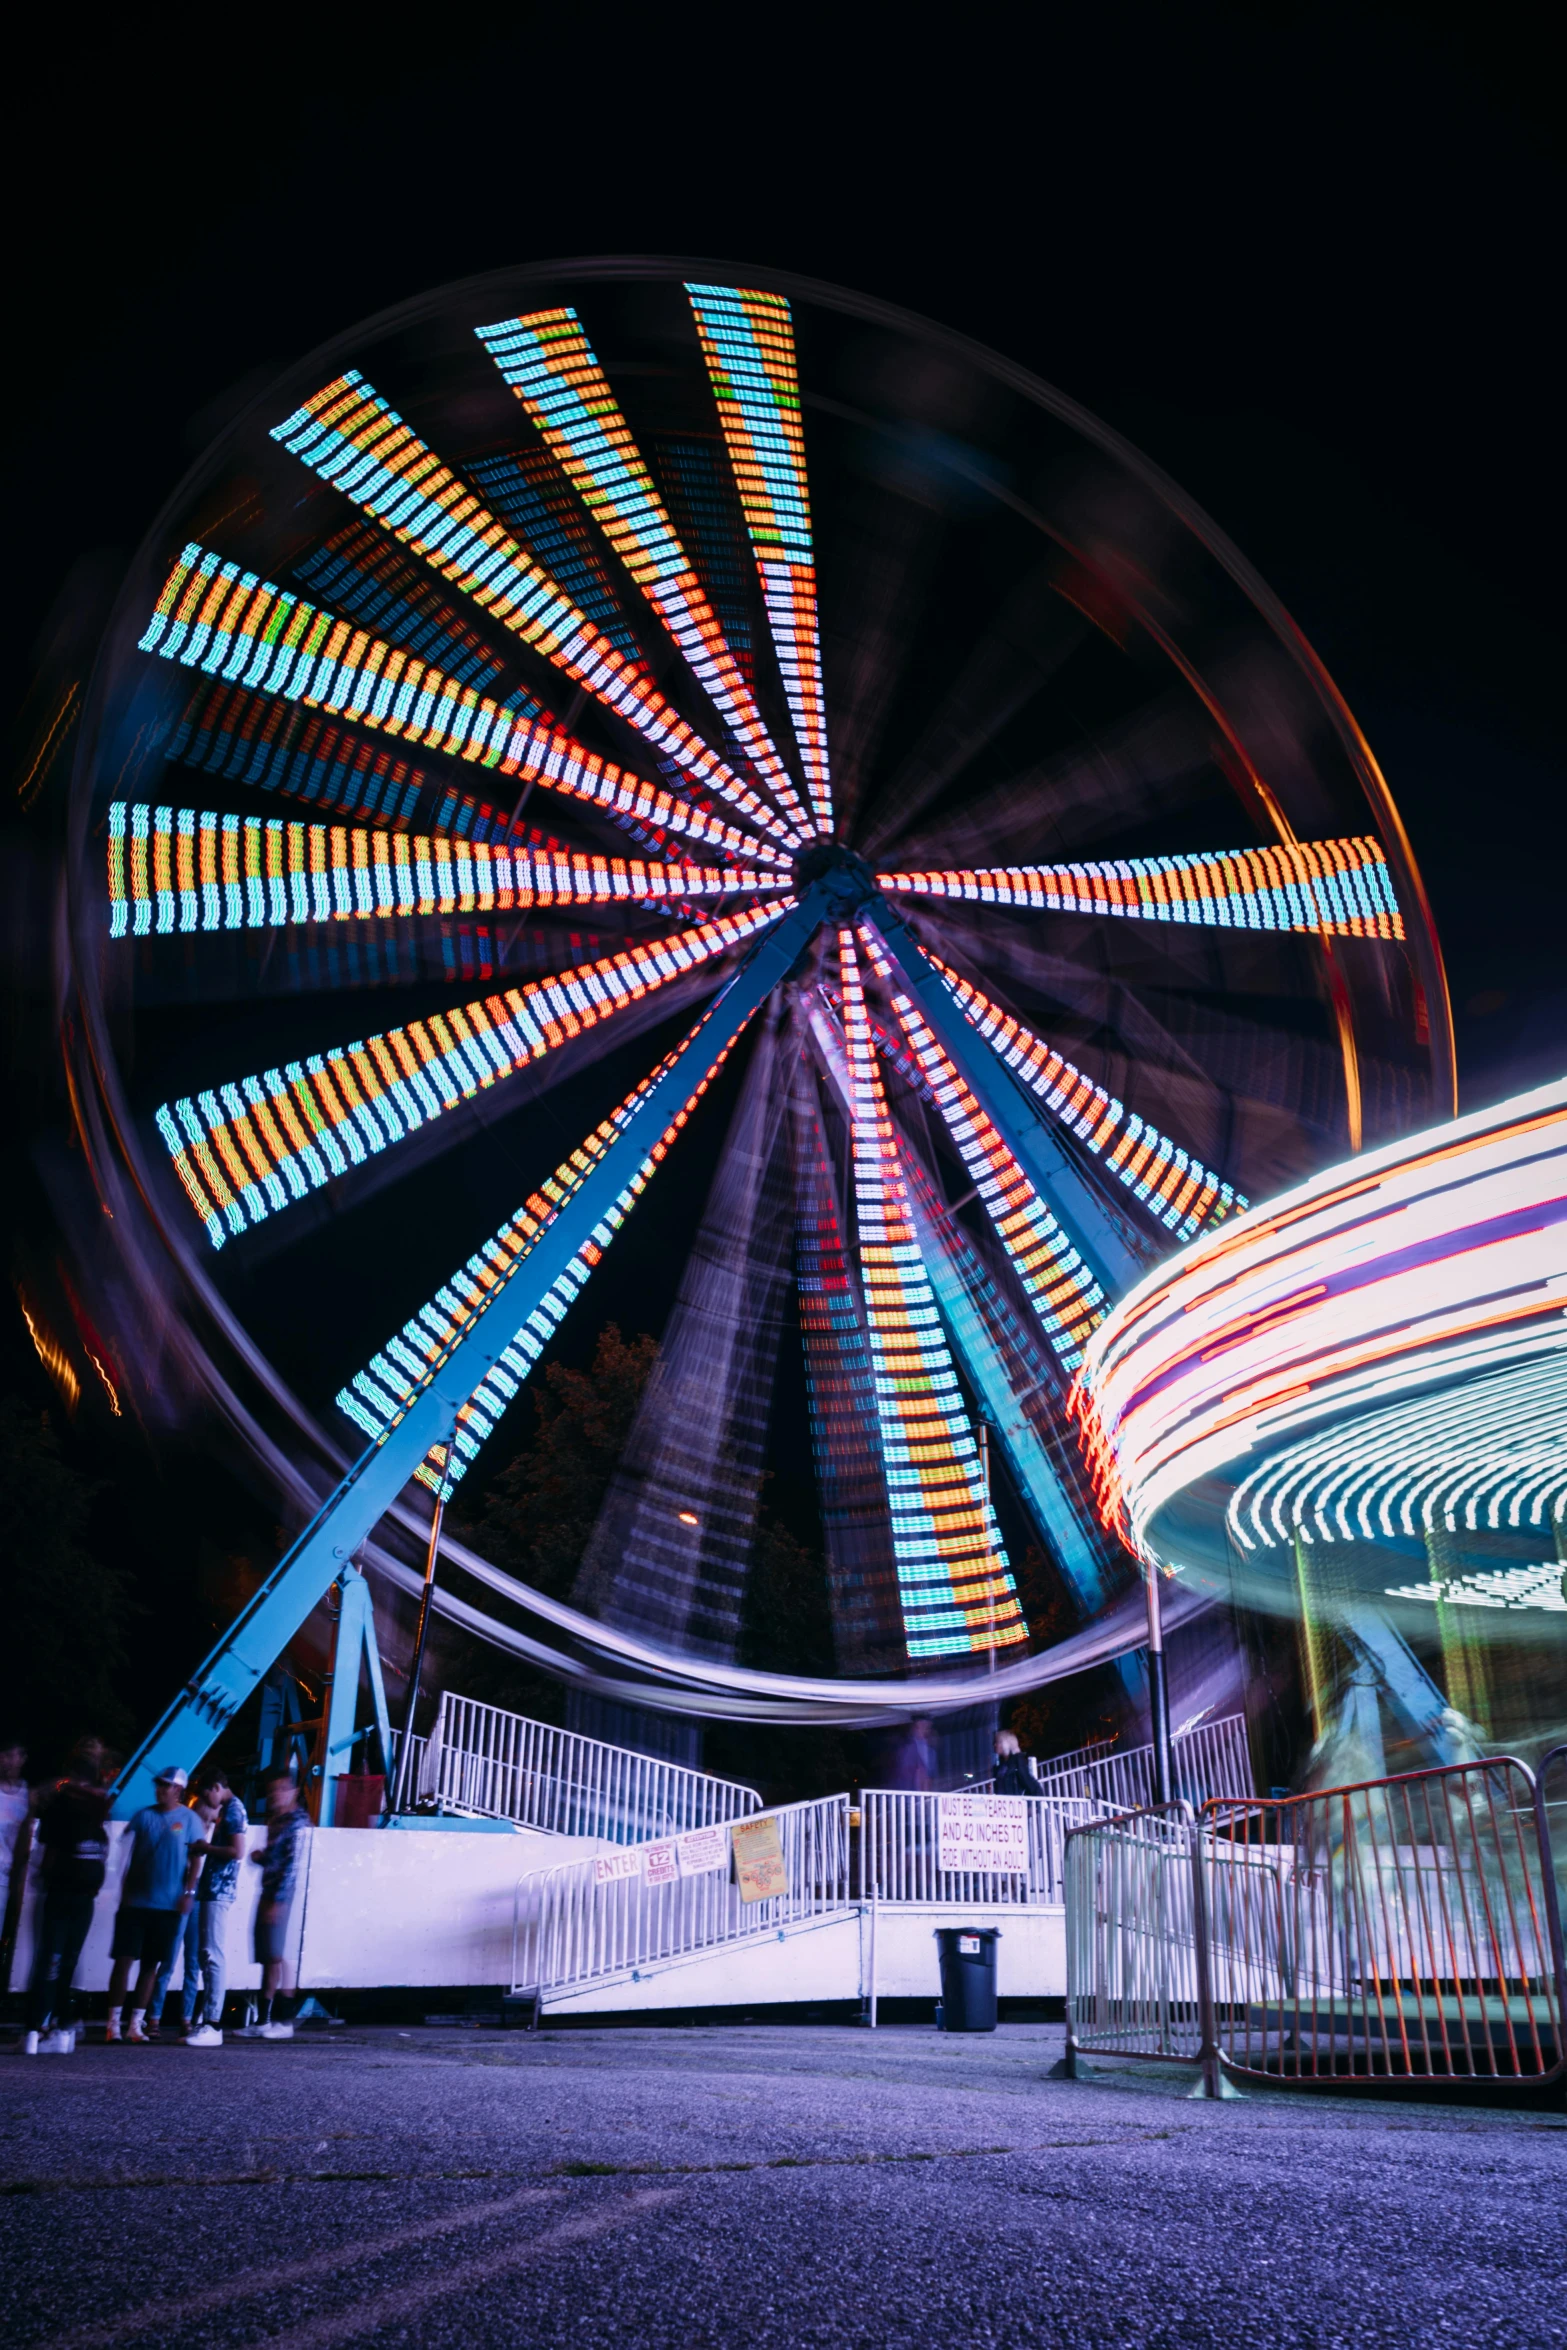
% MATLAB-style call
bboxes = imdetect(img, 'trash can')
[933,1926,1001,2031]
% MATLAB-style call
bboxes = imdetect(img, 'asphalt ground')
[1,2023,1564,2349]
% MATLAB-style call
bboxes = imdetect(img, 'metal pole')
[393,1457,446,1815]
[1145,1558,1174,1807]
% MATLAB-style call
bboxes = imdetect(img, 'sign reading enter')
[937,1792,1028,1876]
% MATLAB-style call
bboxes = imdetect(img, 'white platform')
[7,1826,1065,2011]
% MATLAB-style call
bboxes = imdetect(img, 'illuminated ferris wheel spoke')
[336,936,814,1501]
[837,930,1025,1658]
[476,308,816,843]
[106,799,784,938]
[153,904,784,1249]
[138,547,776,869]
[270,373,797,855]
[790,1072,906,1674]
[881,837,1404,939]
[686,286,834,835]
[872,967,1107,1371]
[921,950,1243,1241]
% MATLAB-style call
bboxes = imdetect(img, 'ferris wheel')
[60,261,1450,1805]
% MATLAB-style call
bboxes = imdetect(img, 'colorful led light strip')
[686,287,833,833]
[925,953,1242,1239]
[838,930,1024,1657]
[340,1009,750,1496]
[476,309,815,840]
[793,1092,904,1669]
[1227,1354,1567,1550]
[877,964,1107,1370]
[139,546,771,868]
[155,903,783,1249]
[270,373,798,854]
[881,839,1403,939]
[108,801,782,937]
[1071,1077,1567,1564]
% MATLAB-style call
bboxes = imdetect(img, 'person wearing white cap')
[104,1765,209,2045]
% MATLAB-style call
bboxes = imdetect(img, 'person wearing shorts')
[249,1770,308,2039]
[105,1766,208,2044]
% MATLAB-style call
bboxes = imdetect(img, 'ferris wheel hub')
[791,838,878,916]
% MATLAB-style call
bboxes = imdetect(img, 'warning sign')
[731,1812,787,1903]
[937,1793,1029,1876]
[675,1824,728,1879]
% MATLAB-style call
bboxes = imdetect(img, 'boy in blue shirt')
[105,1766,208,2044]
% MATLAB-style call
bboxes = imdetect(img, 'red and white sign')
[593,1847,644,1886]
[644,1839,678,1886]
[937,1793,1028,1876]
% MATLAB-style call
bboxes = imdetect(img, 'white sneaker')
[124,2023,149,2045]
[103,2019,122,2044]
[19,2031,38,2056]
[38,2031,74,2054]
[257,2021,294,2040]
[185,2025,223,2047]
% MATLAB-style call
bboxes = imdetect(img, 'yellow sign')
[731,1812,787,1903]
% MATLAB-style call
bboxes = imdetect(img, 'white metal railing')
[512,1794,852,2003]
[859,1787,1101,1910]
[414,1692,761,1843]
[974,1712,1254,1814]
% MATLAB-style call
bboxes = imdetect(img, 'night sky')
[2,6,1561,1731]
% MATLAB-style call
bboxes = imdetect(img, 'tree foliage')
[0,1396,135,1764]
[456,1324,658,1602]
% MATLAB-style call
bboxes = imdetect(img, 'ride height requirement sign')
[937,1793,1029,1875]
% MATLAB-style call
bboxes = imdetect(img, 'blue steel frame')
[110,870,1154,1815]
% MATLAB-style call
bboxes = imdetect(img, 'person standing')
[0,1739,30,1929]
[105,1766,208,2044]
[991,1728,1037,1796]
[184,1770,248,2049]
[20,1740,111,2056]
[248,1770,308,2039]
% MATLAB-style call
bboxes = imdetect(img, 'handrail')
[413,1691,761,1842]
[972,1712,1253,1815]
[512,1793,852,2004]
[859,1786,1105,1909]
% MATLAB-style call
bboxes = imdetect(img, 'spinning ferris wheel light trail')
[57,262,1451,1814]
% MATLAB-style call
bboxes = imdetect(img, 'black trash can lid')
[933,1925,1002,1942]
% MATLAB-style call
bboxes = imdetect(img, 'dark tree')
[0,1397,134,1765]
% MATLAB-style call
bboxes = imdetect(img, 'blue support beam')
[110,887,831,1817]
[315,1567,392,1826]
[866,896,1150,1300]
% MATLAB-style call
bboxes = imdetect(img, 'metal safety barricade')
[1205,1760,1563,2088]
[1064,1802,1223,2095]
[1064,1757,1564,2097]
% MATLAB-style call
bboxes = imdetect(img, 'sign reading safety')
[936,1792,1028,1876]
[731,1812,787,1902]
